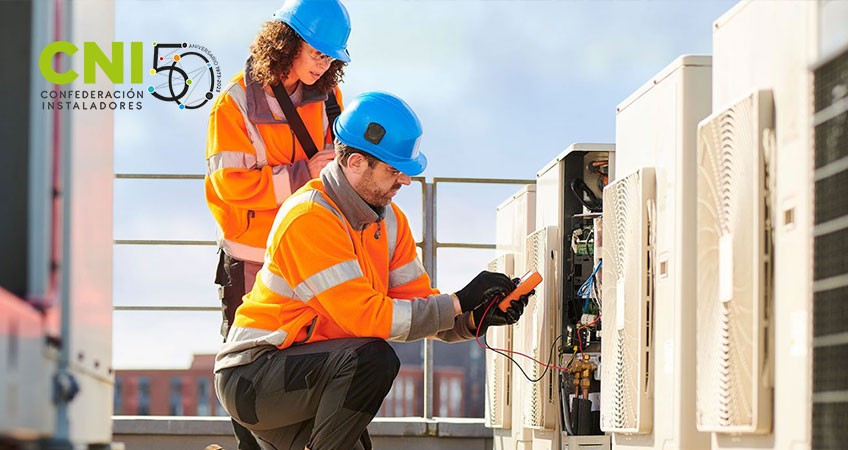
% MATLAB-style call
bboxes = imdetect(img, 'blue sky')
[111,0,737,370]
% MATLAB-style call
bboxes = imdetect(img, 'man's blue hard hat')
[334,92,427,176]
[272,0,351,63]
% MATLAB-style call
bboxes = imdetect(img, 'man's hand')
[454,271,515,314]
[472,295,530,331]
[308,149,336,178]
[471,278,533,333]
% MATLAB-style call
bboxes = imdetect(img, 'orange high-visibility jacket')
[215,162,475,371]
[205,67,343,263]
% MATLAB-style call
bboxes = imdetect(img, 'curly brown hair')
[248,21,346,93]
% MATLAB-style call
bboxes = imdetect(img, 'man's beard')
[359,171,401,207]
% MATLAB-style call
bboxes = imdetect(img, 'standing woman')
[204,1,350,448]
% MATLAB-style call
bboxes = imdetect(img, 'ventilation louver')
[600,167,656,434]
[521,226,560,430]
[485,254,514,429]
[695,90,774,434]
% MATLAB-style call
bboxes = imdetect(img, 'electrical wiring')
[575,314,601,355]
[479,332,563,384]
[474,294,573,382]
[587,160,610,193]
[577,260,603,300]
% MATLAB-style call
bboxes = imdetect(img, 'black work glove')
[454,271,515,313]
[472,282,533,334]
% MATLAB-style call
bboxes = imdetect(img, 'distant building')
[385,340,486,418]
[115,343,486,418]
[114,354,226,416]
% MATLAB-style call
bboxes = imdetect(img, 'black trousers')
[216,251,262,339]
[215,338,399,450]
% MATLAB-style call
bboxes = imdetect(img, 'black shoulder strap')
[271,83,319,159]
[325,90,341,141]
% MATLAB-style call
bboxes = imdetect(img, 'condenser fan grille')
[485,254,513,428]
[521,227,558,430]
[695,90,773,434]
[600,167,655,434]
[526,230,544,427]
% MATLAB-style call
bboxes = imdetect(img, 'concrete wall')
[113,417,493,450]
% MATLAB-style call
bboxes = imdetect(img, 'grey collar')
[243,58,329,125]
[321,161,386,231]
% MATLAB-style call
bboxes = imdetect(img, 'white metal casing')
[488,185,536,450]
[1,1,114,444]
[600,167,656,435]
[0,293,55,439]
[710,1,819,448]
[496,184,537,278]
[62,0,116,442]
[536,144,616,233]
[611,55,713,448]
[562,435,612,450]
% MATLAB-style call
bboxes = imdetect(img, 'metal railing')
[113,172,533,419]
[414,176,532,418]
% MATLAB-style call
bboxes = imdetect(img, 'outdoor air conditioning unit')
[521,226,560,432]
[695,90,774,434]
[486,253,515,429]
[611,55,711,450]
[811,34,848,450]
[489,185,536,450]
[530,144,614,450]
[709,1,826,448]
[600,167,656,434]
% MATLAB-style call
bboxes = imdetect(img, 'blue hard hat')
[334,92,427,176]
[272,0,351,63]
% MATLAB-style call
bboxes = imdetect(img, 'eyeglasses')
[379,162,402,178]
[306,46,335,65]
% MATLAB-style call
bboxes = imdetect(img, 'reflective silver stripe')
[297,260,362,300]
[271,165,293,205]
[226,82,268,167]
[267,190,318,249]
[322,101,329,138]
[228,325,288,347]
[266,190,347,250]
[219,237,265,264]
[389,258,426,289]
[259,267,297,299]
[262,261,365,304]
[389,299,412,341]
[215,326,289,371]
[386,204,398,263]
[312,193,346,224]
[207,151,258,174]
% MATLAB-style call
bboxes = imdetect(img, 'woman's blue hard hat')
[272,0,351,63]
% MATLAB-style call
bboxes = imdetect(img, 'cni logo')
[38,41,222,110]
[39,41,144,84]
